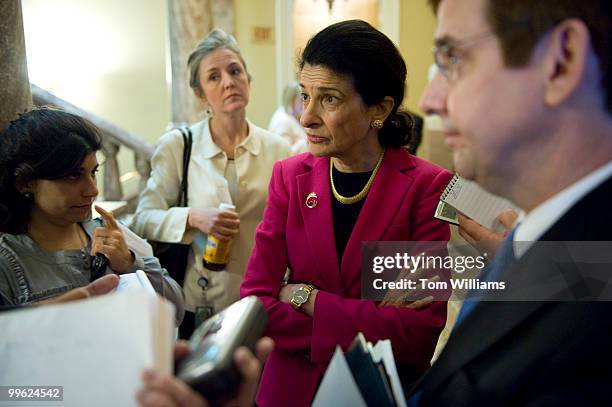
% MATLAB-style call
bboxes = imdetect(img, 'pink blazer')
[240,148,452,407]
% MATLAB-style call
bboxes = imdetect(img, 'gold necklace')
[330,149,385,205]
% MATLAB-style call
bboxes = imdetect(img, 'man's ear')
[543,19,591,107]
[370,96,395,122]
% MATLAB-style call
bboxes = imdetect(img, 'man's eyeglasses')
[432,30,497,82]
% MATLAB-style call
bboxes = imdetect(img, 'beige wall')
[398,2,452,167]
[399,0,437,114]
[22,0,170,197]
[234,0,277,129]
[22,0,171,141]
[235,0,439,131]
[293,0,379,54]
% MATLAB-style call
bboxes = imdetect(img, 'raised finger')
[95,205,120,230]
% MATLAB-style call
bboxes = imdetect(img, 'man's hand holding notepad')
[457,210,518,258]
[435,174,522,232]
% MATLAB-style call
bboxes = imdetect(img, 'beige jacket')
[131,119,290,312]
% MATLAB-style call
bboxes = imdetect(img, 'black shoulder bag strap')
[177,127,193,206]
[152,127,193,286]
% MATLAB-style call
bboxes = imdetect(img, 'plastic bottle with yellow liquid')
[202,203,236,271]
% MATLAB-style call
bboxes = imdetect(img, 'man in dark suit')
[412,0,612,405]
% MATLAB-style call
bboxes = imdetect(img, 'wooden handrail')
[31,84,155,159]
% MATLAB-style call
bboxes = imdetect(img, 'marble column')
[0,0,32,131]
[167,0,234,126]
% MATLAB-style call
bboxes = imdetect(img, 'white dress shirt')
[514,161,612,258]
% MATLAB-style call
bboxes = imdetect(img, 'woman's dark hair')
[299,19,413,148]
[0,107,103,234]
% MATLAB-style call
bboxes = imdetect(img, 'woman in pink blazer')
[240,20,452,407]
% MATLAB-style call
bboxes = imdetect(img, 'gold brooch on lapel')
[305,192,318,209]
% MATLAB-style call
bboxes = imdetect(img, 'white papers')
[0,292,174,407]
[371,340,407,407]
[313,335,405,407]
[116,269,156,295]
[312,347,367,407]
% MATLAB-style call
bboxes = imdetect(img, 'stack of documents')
[313,333,406,407]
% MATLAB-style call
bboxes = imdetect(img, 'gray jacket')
[0,219,185,324]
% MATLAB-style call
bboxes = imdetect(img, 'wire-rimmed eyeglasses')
[432,30,497,81]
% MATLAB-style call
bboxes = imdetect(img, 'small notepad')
[435,174,522,232]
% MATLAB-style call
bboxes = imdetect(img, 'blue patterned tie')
[454,228,517,328]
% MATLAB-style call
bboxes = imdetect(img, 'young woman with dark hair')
[0,107,184,323]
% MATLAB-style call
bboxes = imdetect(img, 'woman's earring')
[371,119,384,129]
[22,192,33,200]
[204,105,213,117]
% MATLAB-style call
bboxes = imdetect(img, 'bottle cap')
[219,203,236,211]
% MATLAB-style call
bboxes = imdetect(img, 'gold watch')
[290,284,315,309]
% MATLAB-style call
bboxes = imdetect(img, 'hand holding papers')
[0,292,175,407]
